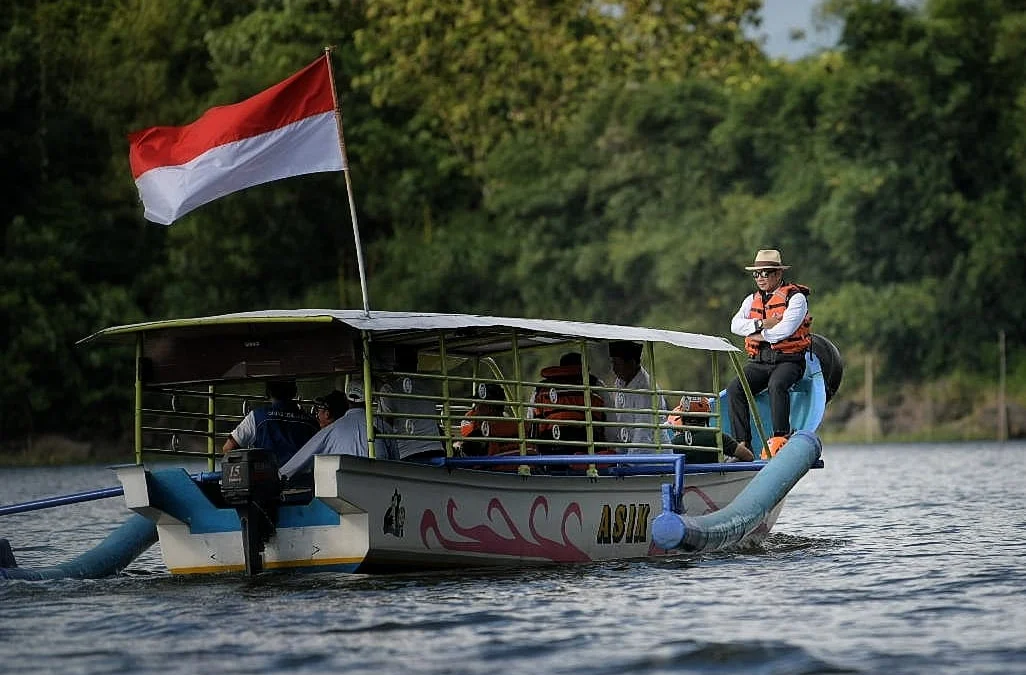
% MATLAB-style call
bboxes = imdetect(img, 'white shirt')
[378,377,443,459]
[608,367,667,454]
[279,408,396,479]
[229,410,258,446]
[730,289,809,344]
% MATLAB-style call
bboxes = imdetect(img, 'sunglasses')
[751,269,779,279]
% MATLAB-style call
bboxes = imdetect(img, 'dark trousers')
[727,359,805,444]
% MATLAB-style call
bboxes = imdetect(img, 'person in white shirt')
[607,341,667,454]
[727,249,812,459]
[278,383,396,480]
[377,347,444,460]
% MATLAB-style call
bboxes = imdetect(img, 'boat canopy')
[78,309,740,355]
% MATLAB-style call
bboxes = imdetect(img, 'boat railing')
[136,385,318,467]
[368,371,726,463]
[131,370,727,470]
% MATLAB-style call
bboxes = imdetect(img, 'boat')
[0,309,839,579]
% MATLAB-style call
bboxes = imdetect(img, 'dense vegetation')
[2,0,1025,449]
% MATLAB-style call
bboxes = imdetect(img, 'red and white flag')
[128,56,345,225]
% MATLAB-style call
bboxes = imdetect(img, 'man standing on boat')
[727,249,812,459]
[222,380,318,467]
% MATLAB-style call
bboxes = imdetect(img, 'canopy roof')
[79,309,739,355]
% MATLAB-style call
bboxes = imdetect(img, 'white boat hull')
[118,457,778,576]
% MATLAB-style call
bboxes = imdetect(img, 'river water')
[1,441,1024,674]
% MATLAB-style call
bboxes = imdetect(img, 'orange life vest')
[458,408,522,457]
[744,282,813,357]
[529,365,606,450]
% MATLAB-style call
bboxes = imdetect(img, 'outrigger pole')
[324,46,371,316]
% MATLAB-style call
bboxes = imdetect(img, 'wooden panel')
[141,322,359,384]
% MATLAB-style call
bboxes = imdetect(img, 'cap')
[680,395,711,414]
[313,390,348,418]
[345,383,365,403]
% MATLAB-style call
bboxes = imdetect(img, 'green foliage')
[2,0,1026,445]
[354,0,765,166]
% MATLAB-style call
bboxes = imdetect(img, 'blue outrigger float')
[0,310,840,579]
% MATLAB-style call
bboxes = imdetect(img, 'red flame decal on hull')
[420,496,591,562]
[685,485,720,513]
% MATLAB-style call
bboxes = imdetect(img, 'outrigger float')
[0,310,841,579]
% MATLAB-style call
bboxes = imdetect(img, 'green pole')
[207,383,216,471]
[362,332,375,458]
[581,340,598,478]
[712,352,723,461]
[645,342,663,452]
[440,334,453,457]
[510,329,529,475]
[729,350,769,457]
[134,335,143,465]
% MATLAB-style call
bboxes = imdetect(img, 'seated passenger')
[222,379,318,468]
[607,341,667,454]
[666,396,754,463]
[312,390,348,429]
[529,352,606,454]
[377,346,444,461]
[278,383,396,481]
[454,383,522,458]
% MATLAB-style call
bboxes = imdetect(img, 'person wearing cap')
[222,379,318,468]
[312,390,349,428]
[278,381,396,481]
[667,396,753,463]
[727,249,812,459]
[607,341,667,454]
[454,383,521,458]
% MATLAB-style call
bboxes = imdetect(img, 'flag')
[128,56,345,225]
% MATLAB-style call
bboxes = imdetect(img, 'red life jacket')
[529,364,606,450]
[744,283,813,357]
[458,408,521,457]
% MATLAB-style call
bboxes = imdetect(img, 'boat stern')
[115,464,367,575]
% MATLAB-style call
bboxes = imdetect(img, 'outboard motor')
[220,448,281,575]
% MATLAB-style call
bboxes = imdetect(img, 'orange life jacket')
[529,364,606,449]
[744,283,813,357]
[458,408,522,457]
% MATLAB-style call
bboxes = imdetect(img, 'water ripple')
[3,444,1026,674]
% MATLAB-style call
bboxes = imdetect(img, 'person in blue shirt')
[279,383,397,480]
[222,380,318,468]
[311,389,348,429]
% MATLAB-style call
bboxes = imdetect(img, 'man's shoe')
[733,442,755,462]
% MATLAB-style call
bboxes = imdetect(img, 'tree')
[355,0,764,167]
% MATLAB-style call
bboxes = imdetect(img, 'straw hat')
[744,249,791,271]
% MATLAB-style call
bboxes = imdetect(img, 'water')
[2,442,1025,674]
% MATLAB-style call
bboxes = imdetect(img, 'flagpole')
[323,47,371,316]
